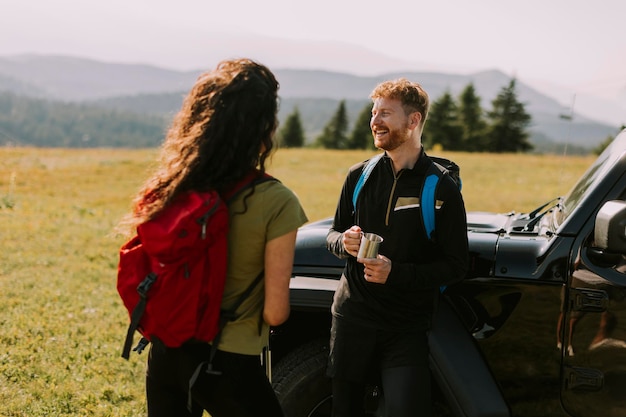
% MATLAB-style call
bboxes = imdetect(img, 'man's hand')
[359,255,392,284]
[342,225,362,257]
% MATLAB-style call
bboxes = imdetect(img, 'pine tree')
[278,107,305,148]
[457,83,487,152]
[423,91,463,151]
[315,100,349,149]
[346,103,375,150]
[593,134,615,155]
[594,125,625,155]
[485,79,533,153]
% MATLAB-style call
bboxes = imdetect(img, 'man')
[326,78,469,416]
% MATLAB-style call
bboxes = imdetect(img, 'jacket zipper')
[385,170,403,226]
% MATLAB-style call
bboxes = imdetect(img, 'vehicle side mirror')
[594,200,626,253]
[588,200,626,267]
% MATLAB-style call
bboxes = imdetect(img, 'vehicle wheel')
[272,339,332,417]
[272,340,458,417]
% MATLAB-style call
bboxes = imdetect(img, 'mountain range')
[0,54,621,151]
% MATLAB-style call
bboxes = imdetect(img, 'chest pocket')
[395,197,420,211]
[389,193,423,235]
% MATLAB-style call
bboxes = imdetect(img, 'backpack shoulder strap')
[429,156,461,191]
[208,270,265,361]
[421,160,448,241]
[222,171,277,203]
[188,271,265,408]
[422,160,452,294]
[351,154,452,243]
[352,153,384,209]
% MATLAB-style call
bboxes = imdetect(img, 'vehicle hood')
[293,212,509,273]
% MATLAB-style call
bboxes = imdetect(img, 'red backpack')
[117,171,273,360]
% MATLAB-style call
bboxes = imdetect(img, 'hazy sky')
[2,0,624,94]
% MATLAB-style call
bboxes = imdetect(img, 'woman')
[121,58,307,417]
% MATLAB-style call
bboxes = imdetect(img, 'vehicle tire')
[272,339,332,417]
[272,339,449,417]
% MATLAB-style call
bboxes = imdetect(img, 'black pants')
[328,317,431,417]
[332,366,431,417]
[146,342,284,417]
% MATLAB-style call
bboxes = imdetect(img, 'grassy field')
[0,147,595,416]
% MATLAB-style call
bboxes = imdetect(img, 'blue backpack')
[352,153,461,242]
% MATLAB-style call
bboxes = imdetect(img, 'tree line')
[278,78,535,153]
[0,92,167,147]
[0,85,620,153]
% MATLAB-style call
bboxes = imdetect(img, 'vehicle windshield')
[554,130,626,227]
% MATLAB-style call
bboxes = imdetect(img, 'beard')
[373,121,410,151]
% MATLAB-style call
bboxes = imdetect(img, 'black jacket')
[327,149,469,331]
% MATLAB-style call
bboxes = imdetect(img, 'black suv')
[269,129,626,417]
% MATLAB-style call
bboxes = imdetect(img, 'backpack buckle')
[133,337,150,354]
[137,272,157,298]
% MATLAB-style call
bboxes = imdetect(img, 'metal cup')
[357,232,383,259]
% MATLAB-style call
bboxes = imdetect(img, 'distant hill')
[0,92,167,147]
[0,54,620,150]
[0,55,197,100]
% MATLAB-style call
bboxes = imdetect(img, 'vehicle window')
[556,133,626,226]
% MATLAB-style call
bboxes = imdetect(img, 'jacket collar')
[381,146,430,176]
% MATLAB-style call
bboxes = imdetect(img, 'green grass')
[0,147,595,416]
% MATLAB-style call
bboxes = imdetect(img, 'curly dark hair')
[123,58,279,230]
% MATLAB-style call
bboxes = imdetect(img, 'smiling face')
[370,97,420,151]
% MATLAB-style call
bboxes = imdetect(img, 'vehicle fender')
[429,297,510,417]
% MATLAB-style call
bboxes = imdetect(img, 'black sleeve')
[326,162,364,260]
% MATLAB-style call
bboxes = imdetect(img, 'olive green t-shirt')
[218,179,307,355]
